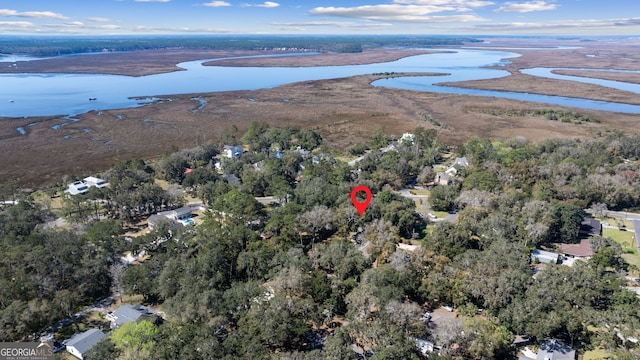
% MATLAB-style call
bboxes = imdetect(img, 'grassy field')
[603,227,636,253]
[409,189,431,196]
[601,222,640,272]
[582,348,613,360]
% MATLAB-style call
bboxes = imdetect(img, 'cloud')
[495,1,557,13]
[87,17,111,22]
[310,4,486,22]
[0,21,36,28]
[203,1,231,7]
[241,1,280,8]
[393,0,494,7]
[256,1,279,7]
[468,17,640,32]
[134,0,170,2]
[0,9,68,19]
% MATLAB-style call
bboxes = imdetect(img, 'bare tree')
[297,205,335,243]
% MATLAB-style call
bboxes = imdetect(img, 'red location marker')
[351,185,372,216]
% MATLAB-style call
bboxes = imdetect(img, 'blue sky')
[0,0,639,35]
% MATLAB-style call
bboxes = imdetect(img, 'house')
[223,174,241,187]
[400,132,415,143]
[536,339,576,360]
[223,145,243,159]
[148,206,195,230]
[83,176,108,189]
[434,172,454,186]
[106,304,158,329]
[148,214,182,231]
[453,157,469,169]
[66,181,89,195]
[65,329,105,360]
[65,176,109,196]
[531,249,559,264]
[561,239,594,258]
[293,146,311,159]
[512,335,531,347]
[414,338,436,356]
[580,218,602,237]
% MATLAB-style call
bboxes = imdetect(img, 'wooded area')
[2,125,640,359]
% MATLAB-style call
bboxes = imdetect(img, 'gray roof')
[112,304,154,327]
[531,249,559,264]
[537,339,575,360]
[65,329,105,356]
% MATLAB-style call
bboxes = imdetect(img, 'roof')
[561,239,594,258]
[454,157,469,168]
[83,176,108,187]
[223,174,241,185]
[537,339,575,360]
[65,329,105,355]
[111,304,154,327]
[580,218,602,235]
[532,249,559,264]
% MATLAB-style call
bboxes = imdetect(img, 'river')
[1,49,639,118]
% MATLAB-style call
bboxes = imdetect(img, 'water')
[1,49,639,118]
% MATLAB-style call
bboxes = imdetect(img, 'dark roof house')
[580,218,602,237]
[106,304,158,329]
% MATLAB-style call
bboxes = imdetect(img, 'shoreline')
[2,72,640,187]
[0,48,440,77]
[551,69,640,85]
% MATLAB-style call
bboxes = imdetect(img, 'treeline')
[479,108,600,124]
[0,35,480,57]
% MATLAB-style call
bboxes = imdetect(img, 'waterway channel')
[1,49,639,118]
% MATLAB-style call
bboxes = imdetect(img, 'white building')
[83,176,109,188]
[66,181,89,195]
[65,176,109,196]
[400,133,415,143]
[65,329,105,360]
[223,145,243,159]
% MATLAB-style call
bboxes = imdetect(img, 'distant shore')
[0,48,437,77]
[3,38,640,186]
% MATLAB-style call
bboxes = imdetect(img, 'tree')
[297,205,335,243]
[238,295,312,351]
[157,153,189,183]
[550,202,584,243]
[429,185,459,212]
[111,320,158,359]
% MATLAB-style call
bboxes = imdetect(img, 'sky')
[0,0,639,35]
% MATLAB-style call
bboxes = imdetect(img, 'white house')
[83,176,109,188]
[65,328,105,360]
[223,145,243,159]
[66,181,89,195]
[65,176,109,196]
[400,133,415,143]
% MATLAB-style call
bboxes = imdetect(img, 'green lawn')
[433,210,450,218]
[409,189,431,196]
[603,227,636,253]
[582,348,613,360]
